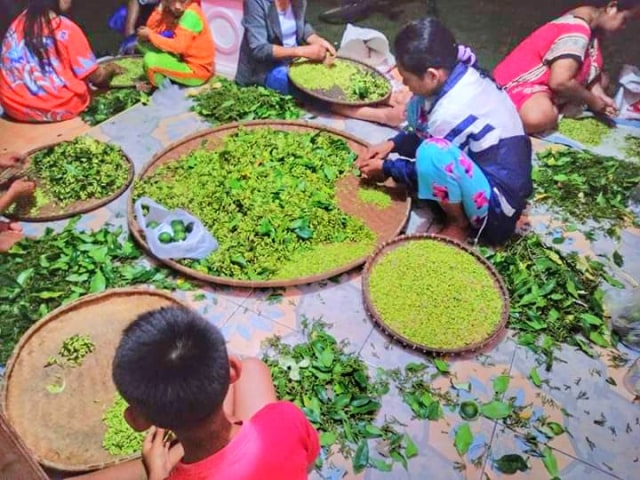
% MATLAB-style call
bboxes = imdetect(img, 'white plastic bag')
[134,197,218,260]
[337,24,395,73]
[614,64,640,120]
[606,287,640,351]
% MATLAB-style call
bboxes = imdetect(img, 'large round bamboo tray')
[5,139,134,222]
[0,288,188,472]
[288,57,392,107]
[97,55,145,89]
[128,120,410,288]
[362,234,510,355]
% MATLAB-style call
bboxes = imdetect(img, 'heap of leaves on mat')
[557,118,611,147]
[191,77,302,124]
[135,128,374,280]
[46,334,96,368]
[20,137,129,213]
[386,363,566,478]
[82,89,148,126]
[289,59,390,103]
[262,319,417,473]
[368,239,504,350]
[0,218,185,365]
[358,184,392,208]
[108,57,145,87]
[484,234,612,370]
[624,134,640,161]
[103,393,146,456]
[533,148,640,237]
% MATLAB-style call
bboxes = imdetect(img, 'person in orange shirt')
[137,0,215,87]
[0,0,122,123]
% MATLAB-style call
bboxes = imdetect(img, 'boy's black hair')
[394,17,459,77]
[112,306,230,431]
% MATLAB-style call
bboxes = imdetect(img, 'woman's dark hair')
[589,0,640,10]
[394,17,458,77]
[24,0,62,71]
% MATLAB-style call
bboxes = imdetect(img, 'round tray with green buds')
[362,234,509,355]
[288,57,392,107]
[98,55,145,89]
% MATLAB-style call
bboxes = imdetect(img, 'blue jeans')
[264,65,291,96]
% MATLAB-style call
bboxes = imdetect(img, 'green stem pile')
[483,235,612,369]
[368,239,504,350]
[108,57,145,87]
[47,334,96,368]
[102,393,146,456]
[557,118,611,147]
[623,134,640,161]
[272,241,374,280]
[533,148,640,238]
[358,185,392,208]
[289,59,390,103]
[191,77,302,124]
[0,218,186,365]
[135,128,374,280]
[262,319,417,473]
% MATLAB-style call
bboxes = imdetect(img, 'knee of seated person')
[418,140,453,160]
[520,105,558,134]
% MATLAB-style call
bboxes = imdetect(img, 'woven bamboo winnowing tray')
[5,139,134,222]
[128,120,411,288]
[1,288,188,472]
[362,234,510,356]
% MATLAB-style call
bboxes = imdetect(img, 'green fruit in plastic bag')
[158,232,173,244]
[171,220,186,232]
[174,231,186,242]
[147,221,160,229]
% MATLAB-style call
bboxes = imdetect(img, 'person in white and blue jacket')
[357,17,533,245]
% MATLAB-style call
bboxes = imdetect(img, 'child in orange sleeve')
[137,0,215,87]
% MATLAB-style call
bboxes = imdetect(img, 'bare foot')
[515,213,531,234]
[438,224,469,243]
[0,230,23,252]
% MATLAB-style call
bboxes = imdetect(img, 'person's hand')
[108,63,126,75]
[137,26,152,41]
[299,44,328,62]
[8,179,36,199]
[142,427,182,480]
[588,94,617,117]
[357,158,386,182]
[599,94,618,117]
[0,152,25,169]
[311,35,337,57]
[356,140,394,168]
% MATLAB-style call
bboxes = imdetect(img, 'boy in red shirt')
[73,306,319,480]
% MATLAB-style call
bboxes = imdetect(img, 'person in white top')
[357,18,533,245]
